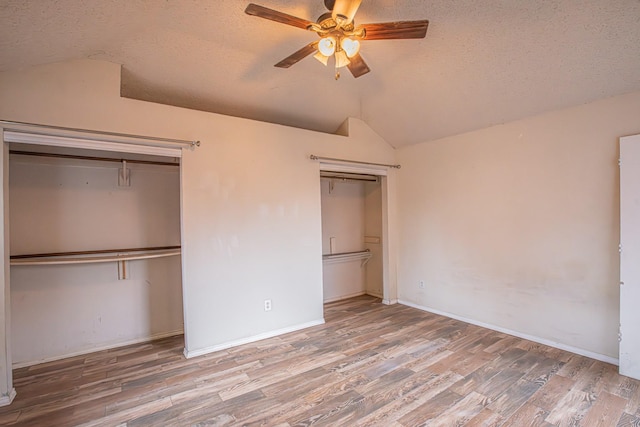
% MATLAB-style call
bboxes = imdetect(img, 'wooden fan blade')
[275,42,319,68]
[346,53,371,78]
[245,3,315,30]
[332,0,363,25]
[360,20,429,40]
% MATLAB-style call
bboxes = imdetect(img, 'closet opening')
[7,142,184,368]
[320,169,386,305]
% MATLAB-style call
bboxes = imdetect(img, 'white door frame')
[318,160,398,305]
[620,133,640,380]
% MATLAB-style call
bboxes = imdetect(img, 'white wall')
[320,178,365,255]
[397,91,640,360]
[9,155,183,365]
[321,178,366,302]
[0,59,397,363]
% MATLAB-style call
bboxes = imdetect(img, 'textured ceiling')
[1,0,639,147]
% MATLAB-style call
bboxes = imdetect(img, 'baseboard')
[366,291,383,299]
[382,299,398,305]
[399,300,619,366]
[13,329,184,369]
[184,319,325,359]
[0,388,16,407]
[324,291,367,303]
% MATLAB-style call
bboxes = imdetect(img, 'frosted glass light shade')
[341,38,360,58]
[318,37,336,56]
[313,51,330,66]
[335,50,351,68]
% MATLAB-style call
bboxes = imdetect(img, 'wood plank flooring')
[1,295,639,426]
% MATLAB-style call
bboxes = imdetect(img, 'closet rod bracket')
[118,160,131,187]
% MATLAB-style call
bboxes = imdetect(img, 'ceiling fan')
[245,0,429,79]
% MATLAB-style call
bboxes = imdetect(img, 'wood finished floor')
[1,296,640,426]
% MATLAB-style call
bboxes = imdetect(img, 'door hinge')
[619,326,623,342]
[619,244,623,253]
[618,158,622,167]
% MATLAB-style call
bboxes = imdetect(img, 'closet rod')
[11,245,181,260]
[320,176,379,183]
[322,249,372,267]
[322,249,371,259]
[310,155,401,169]
[9,150,179,167]
[1,120,200,148]
[10,249,181,267]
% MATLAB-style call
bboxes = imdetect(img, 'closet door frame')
[620,134,640,380]
[0,134,14,406]
[317,161,398,305]
[0,126,186,406]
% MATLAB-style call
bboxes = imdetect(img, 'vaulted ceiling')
[1,0,639,147]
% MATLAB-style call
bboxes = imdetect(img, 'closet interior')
[320,171,383,303]
[8,143,184,367]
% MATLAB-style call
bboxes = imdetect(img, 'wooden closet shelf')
[10,246,181,266]
[322,249,372,266]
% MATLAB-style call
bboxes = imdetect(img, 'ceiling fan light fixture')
[340,37,360,58]
[313,51,330,66]
[334,49,351,68]
[318,37,336,56]
[245,1,429,80]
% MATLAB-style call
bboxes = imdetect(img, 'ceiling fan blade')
[275,42,319,68]
[245,3,315,30]
[360,20,429,40]
[324,0,335,11]
[346,53,371,78]
[332,0,363,25]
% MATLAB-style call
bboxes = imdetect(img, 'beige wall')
[0,60,397,364]
[397,91,640,360]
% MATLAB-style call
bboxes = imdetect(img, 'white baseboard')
[399,300,619,366]
[382,299,398,305]
[366,291,383,299]
[0,388,16,407]
[13,329,184,369]
[184,319,325,359]
[324,291,367,303]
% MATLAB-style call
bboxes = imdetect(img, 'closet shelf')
[322,249,372,267]
[10,246,181,266]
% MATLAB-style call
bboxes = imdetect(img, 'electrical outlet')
[419,281,425,289]
[264,299,272,311]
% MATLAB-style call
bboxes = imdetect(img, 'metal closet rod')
[310,155,401,169]
[10,150,179,167]
[0,120,200,148]
[321,176,378,183]
[322,249,371,259]
[10,245,181,260]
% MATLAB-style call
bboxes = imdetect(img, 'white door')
[620,134,640,379]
